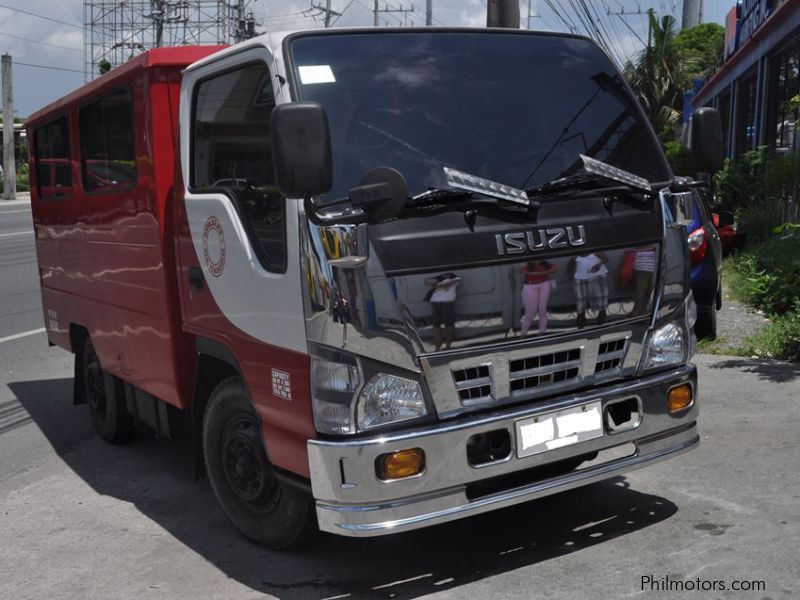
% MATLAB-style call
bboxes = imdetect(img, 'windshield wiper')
[527,155,653,199]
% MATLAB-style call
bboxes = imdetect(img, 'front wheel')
[203,377,314,549]
[695,306,718,340]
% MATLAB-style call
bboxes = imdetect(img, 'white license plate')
[515,401,603,458]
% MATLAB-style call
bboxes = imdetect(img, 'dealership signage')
[739,0,773,44]
[724,0,782,60]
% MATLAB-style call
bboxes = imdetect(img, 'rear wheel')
[203,377,314,549]
[695,306,718,340]
[82,339,135,443]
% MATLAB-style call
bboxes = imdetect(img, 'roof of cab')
[27,45,226,126]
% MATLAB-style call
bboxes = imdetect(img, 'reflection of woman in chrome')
[520,261,557,336]
[633,246,657,316]
[425,273,461,351]
[569,252,609,328]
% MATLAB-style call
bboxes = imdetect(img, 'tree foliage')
[674,23,725,81]
[626,16,725,135]
[625,11,685,134]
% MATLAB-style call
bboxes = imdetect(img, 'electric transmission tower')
[84,0,262,80]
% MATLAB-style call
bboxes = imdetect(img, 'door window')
[193,63,287,273]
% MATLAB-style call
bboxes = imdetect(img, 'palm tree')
[626,10,687,136]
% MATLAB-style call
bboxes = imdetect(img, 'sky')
[0,0,735,117]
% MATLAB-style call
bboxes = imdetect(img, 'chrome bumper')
[307,365,699,537]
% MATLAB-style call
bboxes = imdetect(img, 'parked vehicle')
[27,12,723,548]
[714,211,746,255]
[686,189,723,339]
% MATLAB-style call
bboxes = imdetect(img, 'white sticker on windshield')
[299,65,336,85]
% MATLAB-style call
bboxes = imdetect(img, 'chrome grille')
[595,338,628,374]
[446,335,632,410]
[452,364,494,405]
[509,348,582,395]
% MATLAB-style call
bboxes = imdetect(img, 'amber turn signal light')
[668,384,693,413]
[376,448,426,480]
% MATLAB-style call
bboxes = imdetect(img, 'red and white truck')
[27,16,723,548]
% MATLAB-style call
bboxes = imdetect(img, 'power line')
[0,3,85,31]
[14,61,83,74]
[0,31,82,53]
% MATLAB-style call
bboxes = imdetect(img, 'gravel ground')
[703,282,771,354]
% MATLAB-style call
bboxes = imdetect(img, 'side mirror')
[271,102,333,198]
[689,107,725,175]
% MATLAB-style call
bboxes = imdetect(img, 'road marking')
[0,328,46,345]
[0,209,31,214]
[0,231,32,238]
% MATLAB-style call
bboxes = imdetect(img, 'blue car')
[686,188,723,339]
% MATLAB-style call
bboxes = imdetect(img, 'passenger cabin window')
[79,86,137,193]
[193,63,287,273]
[34,118,72,199]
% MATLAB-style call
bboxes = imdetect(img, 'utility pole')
[2,54,15,201]
[325,0,333,27]
[373,1,415,26]
[681,0,702,29]
[426,0,432,25]
[526,0,538,29]
[309,1,342,27]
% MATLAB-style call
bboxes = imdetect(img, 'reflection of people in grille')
[569,252,609,328]
[520,261,557,336]
[425,273,461,351]
[633,246,657,316]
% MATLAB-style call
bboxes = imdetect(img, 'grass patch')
[724,233,800,361]
[738,310,800,362]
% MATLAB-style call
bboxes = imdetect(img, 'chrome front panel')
[298,208,667,370]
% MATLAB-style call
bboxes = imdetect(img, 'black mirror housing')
[271,102,333,198]
[690,107,725,176]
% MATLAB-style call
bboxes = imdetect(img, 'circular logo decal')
[203,216,226,277]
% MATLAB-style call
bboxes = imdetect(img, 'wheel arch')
[190,336,245,479]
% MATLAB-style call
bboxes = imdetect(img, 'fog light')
[668,384,693,413]
[376,448,425,480]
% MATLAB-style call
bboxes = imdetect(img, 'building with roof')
[692,0,800,157]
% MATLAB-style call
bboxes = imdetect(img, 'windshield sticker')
[298,65,336,85]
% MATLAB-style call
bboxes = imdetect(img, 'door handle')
[188,266,205,291]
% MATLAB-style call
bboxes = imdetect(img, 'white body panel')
[180,43,307,354]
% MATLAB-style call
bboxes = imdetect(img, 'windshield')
[289,31,671,200]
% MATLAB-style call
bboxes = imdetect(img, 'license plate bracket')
[515,401,603,458]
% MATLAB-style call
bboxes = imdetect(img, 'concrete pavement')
[0,199,798,599]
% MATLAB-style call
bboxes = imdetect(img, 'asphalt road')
[1,200,798,599]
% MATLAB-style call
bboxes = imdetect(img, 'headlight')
[310,351,429,435]
[357,373,428,431]
[643,322,686,369]
[311,356,361,435]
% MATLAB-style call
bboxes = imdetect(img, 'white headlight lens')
[311,357,361,435]
[644,322,686,369]
[357,373,427,431]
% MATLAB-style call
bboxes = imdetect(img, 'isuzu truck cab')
[28,22,724,548]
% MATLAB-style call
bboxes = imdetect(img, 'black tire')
[695,306,718,340]
[203,377,314,549]
[82,339,135,443]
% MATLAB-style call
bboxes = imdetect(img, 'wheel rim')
[221,413,279,512]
